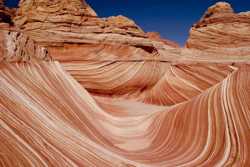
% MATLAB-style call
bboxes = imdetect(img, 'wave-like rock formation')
[0,0,250,166]
[0,62,249,167]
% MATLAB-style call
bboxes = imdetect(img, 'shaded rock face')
[186,2,250,56]
[0,0,15,25]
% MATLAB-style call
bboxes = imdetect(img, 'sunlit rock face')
[14,0,148,46]
[146,32,179,48]
[13,0,180,60]
[0,1,250,167]
[16,0,97,17]
[186,2,250,56]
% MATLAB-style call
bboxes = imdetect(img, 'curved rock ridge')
[0,62,249,166]
[186,2,250,56]
[63,60,234,105]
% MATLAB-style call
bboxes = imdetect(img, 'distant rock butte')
[186,2,250,56]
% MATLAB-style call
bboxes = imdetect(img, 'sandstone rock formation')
[0,31,51,62]
[0,0,250,167]
[186,2,250,56]
[14,0,147,45]
[147,32,179,48]
[0,60,249,167]
[14,0,178,63]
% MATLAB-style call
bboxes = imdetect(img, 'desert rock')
[186,2,250,56]
[0,1,250,167]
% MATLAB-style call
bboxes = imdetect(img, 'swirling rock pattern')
[0,0,250,167]
[0,62,249,167]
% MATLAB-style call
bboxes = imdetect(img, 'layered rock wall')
[186,2,250,56]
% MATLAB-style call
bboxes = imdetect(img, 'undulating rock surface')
[0,0,250,166]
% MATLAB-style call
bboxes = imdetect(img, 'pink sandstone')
[0,1,250,166]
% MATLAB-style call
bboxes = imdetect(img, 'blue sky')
[5,0,250,46]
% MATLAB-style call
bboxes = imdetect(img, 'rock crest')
[186,2,250,56]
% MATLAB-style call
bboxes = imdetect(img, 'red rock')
[186,2,250,56]
[0,31,51,62]
[14,0,176,57]
[146,32,179,48]
[0,59,249,167]
[0,1,250,166]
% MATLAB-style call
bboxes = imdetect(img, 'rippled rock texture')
[0,0,250,167]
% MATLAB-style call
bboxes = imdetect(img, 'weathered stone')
[186,2,250,56]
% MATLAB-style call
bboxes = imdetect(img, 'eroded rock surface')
[0,31,50,62]
[186,2,250,56]
[0,1,50,62]
[13,0,178,63]
[0,1,250,167]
